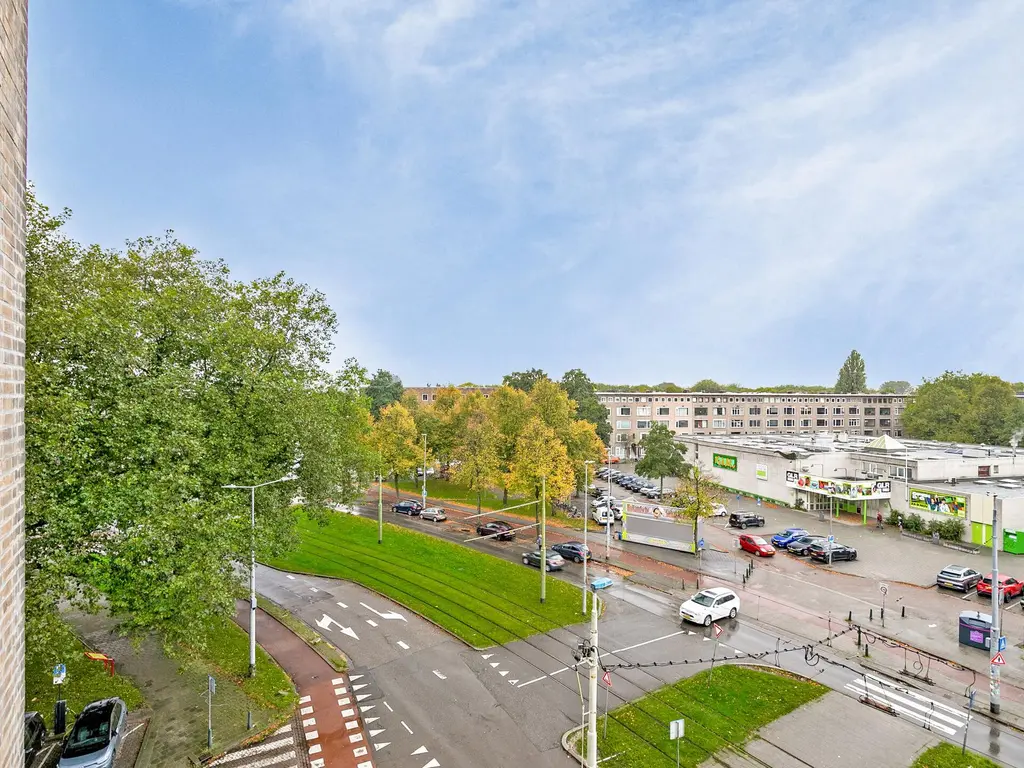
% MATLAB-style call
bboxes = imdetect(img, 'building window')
[833,407,843,415]
[618,407,631,416]
[713,406,726,416]
[848,407,859,415]
[816,419,828,427]
[784,407,795,416]
[784,419,795,427]
[833,419,844,427]
[676,420,688,428]
[816,407,827,415]
[616,420,630,429]
[676,406,689,416]
[801,419,811,427]
[732,407,742,416]
[616,433,628,443]
[801,406,811,415]
[767,406,778,415]
[767,419,779,427]
[865,419,876,427]
[656,420,670,427]
[731,419,744,428]
[864,407,875,416]
[880,407,891,416]
[638,406,651,416]
[657,407,670,416]
[422,393,429,401]
[636,420,649,429]
[748,419,762,428]
[712,419,727,428]
[749,407,761,416]
[695,407,708,416]
[880,419,891,427]
[694,419,708,429]
[848,418,860,427]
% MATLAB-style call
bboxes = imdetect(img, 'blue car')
[771,528,809,548]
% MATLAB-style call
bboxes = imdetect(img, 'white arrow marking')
[481,653,493,659]
[349,674,364,681]
[369,728,386,738]
[499,670,508,677]
[508,679,519,685]
[360,601,407,621]
[703,636,709,641]
[422,759,441,768]
[286,575,296,580]
[687,631,696,636]
[352,683,368,691]
[432,670,447,680]
[364,717,379,724]
[356,694,372,702]
[315,614,359,640]
[489,662,500,668]
[412,746,428,755]
[359,705,375,713]
[373,742,391,751]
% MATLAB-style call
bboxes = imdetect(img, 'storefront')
[785,471,893,524]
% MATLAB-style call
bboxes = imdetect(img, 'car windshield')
[690,592,716,607]
[63,709,112,758]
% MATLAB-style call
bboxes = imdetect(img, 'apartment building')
[599,391,911,459]
[404,385,498,403]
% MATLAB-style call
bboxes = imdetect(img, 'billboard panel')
[756,464,769,481]
[621,501,699,553]
[909,488,967,518]
[785,471,891,500]
[713,453,738,471]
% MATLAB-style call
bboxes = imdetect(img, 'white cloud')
[199,0,1024,384]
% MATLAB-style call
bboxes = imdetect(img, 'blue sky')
[29,1,1024,388]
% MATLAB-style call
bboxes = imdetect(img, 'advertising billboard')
[713,453,738,472]
[785,471,891,500]
[620,501,699,553]
[756,464,769,481]
[909,488,967,518]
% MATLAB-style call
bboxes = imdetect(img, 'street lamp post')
[421,433,428,512]
[222,473,297,678]
[583,460,595,613]
[606,448,613,561]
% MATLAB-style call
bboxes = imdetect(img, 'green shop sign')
[713,453,738,472]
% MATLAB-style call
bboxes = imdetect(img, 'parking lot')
[29,711,149,768]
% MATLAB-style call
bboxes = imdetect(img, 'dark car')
[24,712,46,767]
[477,520,516,541]
[552,541,592,563]
[786,535,826,556]
[522,549,566,571]
[728,512,765,529]
[809,542,858,562]
[58,697,127,768]
[936,565,982,592]
[391,500,422,516]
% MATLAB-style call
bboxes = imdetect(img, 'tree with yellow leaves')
[452,392,500,513]
[509,417,575,523]
[487,385,533,504]
[371,402,420,496]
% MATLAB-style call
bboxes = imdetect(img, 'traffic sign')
[52,663,66,686]
[713,622,724,639]
[999,636,1007,652]
[208,675,216,693]
[669,718,685,740]
[991,652,1006,666]
[697,538,705,550]
[827,535,835,543]
[602,670,612,687]
[879,583,889,595]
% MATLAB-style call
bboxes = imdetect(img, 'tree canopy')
[902,372,1024,445]
[25,189,373,646]
[560,368,612,443]
[635,424,688,495]
[835,350,867,393]
[690,379,725,392]
[364,369,404,417]
[502,368,549,392]
[879,380,914,394]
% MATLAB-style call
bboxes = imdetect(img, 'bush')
[886,508,902,526]
[904,513,926,533]
[939,518,965,542]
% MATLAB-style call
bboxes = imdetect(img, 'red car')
[977,574,1024,602]
[738,534,775,557]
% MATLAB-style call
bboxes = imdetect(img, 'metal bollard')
[856,626,862,645]
[901,605,905,618]
[848,610,852,622]
[869,608,873,621]
[864,643,870,657]
[880,608,885,622]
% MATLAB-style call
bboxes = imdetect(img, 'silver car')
[59,697,127,768]
[936,565,982,592]
[420,507,447,522]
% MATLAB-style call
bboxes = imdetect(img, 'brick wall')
[0,0,27,763]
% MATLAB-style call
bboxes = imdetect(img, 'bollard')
[856,626,862,645]
[848,610,852,622]
[681,579,685,591]
[742,573,747,584]
[880,608,885,622]
[864,643,870,657]
[901,605,905,619]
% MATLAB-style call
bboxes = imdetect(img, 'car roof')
[942,565,970,572]
[700,587,736,597]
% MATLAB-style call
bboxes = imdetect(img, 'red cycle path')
[232,602,373,768]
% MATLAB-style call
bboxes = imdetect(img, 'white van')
[591,507,613,525]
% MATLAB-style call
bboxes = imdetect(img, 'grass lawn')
[180,615,299,713]
[911,743,1002,768]
[25,618,145,718]
[265,511,584,647]
[587,665,826,768]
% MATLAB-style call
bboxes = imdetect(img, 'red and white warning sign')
[991,652,1006,666]
[602,670,612,686]
[713,623,724,639]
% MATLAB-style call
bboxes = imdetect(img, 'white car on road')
[678,587,740,626]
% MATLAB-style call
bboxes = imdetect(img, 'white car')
[678,587,740,626]
[712,503,728,517]
[591,507,613,525]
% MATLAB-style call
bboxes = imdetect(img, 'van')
[591,507,613,525]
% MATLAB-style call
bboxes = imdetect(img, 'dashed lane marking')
[366,619,378,627]
[286,575,296,580]
[401,720,414,734]
[299,695,312,704]
[432,670,447,680]
[398,641,410,650]
[332,677,346,685]
[337,601,348,608]
[309,744,322,755]
[384,701,394,712]
[310,587,319,593]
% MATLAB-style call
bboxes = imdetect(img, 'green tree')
[878,380,914,395]
[364,369,404,417]
[418,386,467,477]
[635,424,688,496]
[902,372,1024,444]
[502,368,549,392]
[371,403,420,495]
[452,393,500,513]
[25,189,371,647]
[669,463,723,550]
[691,379,724,392]
[560,368,612,443]
[508,417,575,523]
[487,385,533,504]
[835,350,867,393]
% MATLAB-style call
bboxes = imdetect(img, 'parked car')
[728,512,765,529]
[420,507,447,522]
[641,486,664,499]
[771,528,809,548]
[738,534,775,557]
[523,549,566,571]
[809,542,858,562]
[415,467,436,477]
[58,697,127,768]
[552,541,592,563]
[679,587,740,626]
[786,535,826,556]
[24,712,46,767]
[936,565,983,592]
[711,502,728,517]
[977,574,1024,602]
[476,520,516,541]
[591,507,613,525]
[391,500,422,516]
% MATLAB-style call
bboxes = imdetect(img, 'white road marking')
[337,601,348,608]
[369,728,386,737]
[275,724,292,734]
[609,630,687,655]
[338,697,351,706]
[335,687,347,695]
[401,720,414,734]
[300,706,314,715]
[332,677,346,685]
[213,748,296,768]
[481,653,493,659]
[286,575,296,580]
[398,640,410,650]
[315,613,360,640]
[360,601,408,621]
[499,670,508,677]
[365,717,379,724]
[345,720,360,730]
[489,662,500,668]
[309,744,322,755]
[421,759,441,768]
[350,733,364,743]
[518,675,549,688]
[352,683,368,691]
[358,762,374,768]
[360,705,375,713]
[354,746,369,757]
[356,693,372,702]
[366,619,378,627]
[123,723,146,739]
[299,695,312,704]
[373,741,391,751]
[350,674,364,681]
[310,587,319,593]
[341,708,355,717]
[384,701,394,712]
[412,746,429,755]
[303,717,316,727]
[433,669,447,680]
[311,760,325,768]
[509,679,519,685]
[845,677,967,736]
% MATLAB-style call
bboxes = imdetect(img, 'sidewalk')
[230,602,372,768]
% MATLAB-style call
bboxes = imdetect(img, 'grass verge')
[587,665,826,768]
[179,615,299,713]
[259,598,347,672]
[911,743,1002,768]
[265,511,584,647]
[25,617,145,718]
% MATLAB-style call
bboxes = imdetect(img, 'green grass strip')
[911,742,1002,768]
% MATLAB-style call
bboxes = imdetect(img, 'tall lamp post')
[222,473,297,678]
[583,460,595,613]
[421,433,428,511]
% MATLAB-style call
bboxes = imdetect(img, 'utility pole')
[990,493,1001,715]
[828,495,834,566]
[541,475,547,604]
[583,461,594,613]
[377,471,384,544]
[605,454,612,561]
[421,433,428,512]
[586,591,600,768]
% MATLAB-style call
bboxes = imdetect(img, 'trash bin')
[958,611,992,650]
[1004,530,1024,555]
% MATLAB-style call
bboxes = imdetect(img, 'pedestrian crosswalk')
[209,723,298,768]
[845,674,970,736]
